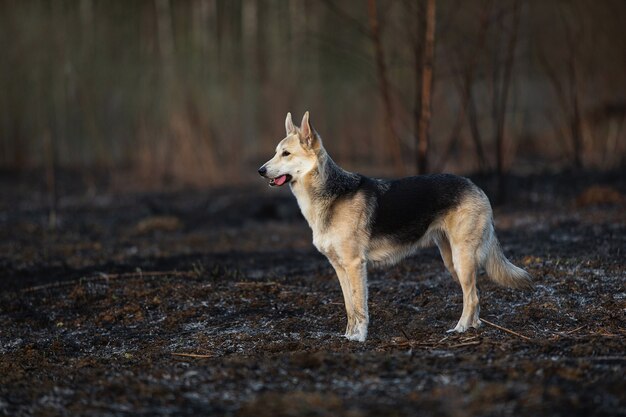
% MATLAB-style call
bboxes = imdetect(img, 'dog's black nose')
[258,166,267,176]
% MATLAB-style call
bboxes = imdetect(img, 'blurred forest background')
[1,0,625,189]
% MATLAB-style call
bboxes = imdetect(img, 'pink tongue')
[274,175,287,186]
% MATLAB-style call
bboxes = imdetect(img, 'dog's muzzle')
[258,165,291,186]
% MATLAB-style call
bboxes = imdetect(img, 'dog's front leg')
[344,258,369,342]
[328,261,357,337]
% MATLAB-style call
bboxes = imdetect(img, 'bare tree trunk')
[367,0,405,175]
[242,0,258,151]
[435,69,487,172]
[412,1,423,173]
[417,0,436,174]
[466,0,491,172]
[191,0,215,76]
[43,131,57,230]
[435,0,491,173]
[492,0,520,203]
[570,65,583,169]
[155,0,176,85]
[563,12,584,169]
[467,94,487,170]
[155,0,179,183]
[496,0,519,178]
[538,44,584,170]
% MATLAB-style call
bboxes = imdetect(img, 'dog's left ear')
[299,111,318,150]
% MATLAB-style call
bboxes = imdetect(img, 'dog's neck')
[290,149,359,229]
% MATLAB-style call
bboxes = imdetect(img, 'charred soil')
[1,171,625,416]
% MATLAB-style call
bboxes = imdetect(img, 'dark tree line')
[0,0,624,189]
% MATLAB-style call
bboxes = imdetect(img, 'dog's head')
[258,111,321,187]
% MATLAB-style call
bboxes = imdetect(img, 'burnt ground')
[0,170,625,417]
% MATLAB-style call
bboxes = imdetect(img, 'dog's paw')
[345,321,368,342]
[447,318,481,333]
[447,324,467,333]
[345,332,366,342]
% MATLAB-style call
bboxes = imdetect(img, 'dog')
[258,112,531,342]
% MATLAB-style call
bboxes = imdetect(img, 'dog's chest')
[311,228,341,255]
[291,185,338,253]
[297,194,315,225]
[291,183,319,228]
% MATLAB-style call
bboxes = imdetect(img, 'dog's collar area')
[269,174,292,187]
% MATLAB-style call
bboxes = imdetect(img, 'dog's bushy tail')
[484,226,532,289]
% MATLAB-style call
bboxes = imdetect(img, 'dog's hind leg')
[443,191,491,333]
[435,234,459,283]
[447,244,481,333]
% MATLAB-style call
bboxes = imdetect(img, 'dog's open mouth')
[269,174,292,187]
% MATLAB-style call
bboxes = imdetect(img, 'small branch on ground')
[171,352,214,359]
[399,327,412,344]
[481,318,532,341]
[553,325,586,336]
[234,281,280,288]
[448,340,481,349]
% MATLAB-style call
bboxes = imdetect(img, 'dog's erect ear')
[299,111,317,150]
[285,112,296,136]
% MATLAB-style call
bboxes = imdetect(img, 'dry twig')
[234,281,279,288]
[552,325,586,337]
[481,318,532,341]
[448,340,482,349]
[171,352,214,359]
[564,325,586,334]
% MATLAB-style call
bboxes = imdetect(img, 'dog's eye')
[282,151,290,157]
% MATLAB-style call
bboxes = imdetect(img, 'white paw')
[447,318,481,333]
[447,323,468,333]
[345,321,368,342]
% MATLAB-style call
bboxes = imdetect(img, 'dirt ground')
[1,170,625,416]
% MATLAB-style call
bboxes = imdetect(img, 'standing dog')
[258,112,531,342]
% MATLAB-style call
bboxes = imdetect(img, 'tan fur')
[437,192,491,331]
[292,171,371,340]
[326,196,370,338]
